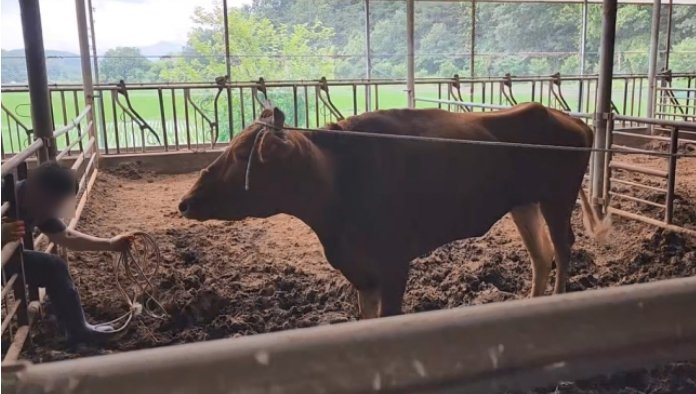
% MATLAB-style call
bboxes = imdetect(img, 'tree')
[100,47,153,83]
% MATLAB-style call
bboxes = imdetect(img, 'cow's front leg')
[378,263,409,317]
[357,288,381,319]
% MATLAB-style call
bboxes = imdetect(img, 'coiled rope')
[96,232,167,333]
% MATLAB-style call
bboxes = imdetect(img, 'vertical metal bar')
[17,162,39,303]
[578,0,588,112]
[293,86,299,127]
[352,84,358,115]
[622,79,628,115]
[438,83,442,109]
[239,87,246,128]
[375,84,380,110]
[665,126,678,224]
[222,0,233,138]
[158,88,168,152]
[60,91,70,151]
[5,112,15,154]
[171,89,179,150]
[532,81,536,102]
[470,0,476,85]
[19,0,55,161]
[592,0,617,213]
[406,0,415,108]
[304,86,309,128]
[364,0,372,110]
[49,91,56,132]
[111,90,120,154]
[72,90,84,153]
[664,0,673,71]
[184,90,191,150]
[314,87,320,127]
[365,85,370,112]
[646,0,661,122]
[75,0,98,163]
[87,0,107,155]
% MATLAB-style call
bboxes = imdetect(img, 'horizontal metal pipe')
[0,300,21,334]
[1,273,18,299]
[609,161,669,178]
[610,177,666,193]
[608,207,696,237]
[10,276,696,394]
[70,152,85,171]
[612,130,672,142]
[611,144,662,155]
[3,325,30,364]
[82,136,96,158]
[0,139,44,177]
[613,115,696,131]
[52,105,91,138]
[608,191,666,209]
[55,121,92,161]
[1,241,20,268]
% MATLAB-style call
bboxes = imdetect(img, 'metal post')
[406,0,415,108]
[664,0,673,70]
[591,0,617,212]
[75,0,99,163]
[19,0,55,162]
[578,0,588,112]
[364,0,372,110]
[646,0,661,121]
[470,0,477,100]
[87,0,107,154]
[223,0,233,134]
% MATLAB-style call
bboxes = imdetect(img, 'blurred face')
[25,184,75,222]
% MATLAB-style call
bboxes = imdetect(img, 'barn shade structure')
[1,0,695,393]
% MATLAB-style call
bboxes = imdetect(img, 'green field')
[1,78,672,155]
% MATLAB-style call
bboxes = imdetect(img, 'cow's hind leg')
[357,288,381,319]
[510,203,555,297]
[540,199,575,294]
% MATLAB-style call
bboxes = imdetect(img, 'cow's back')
[312,104,591,261]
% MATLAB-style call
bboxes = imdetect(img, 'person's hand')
[109,233,135,252]
[2,220,25,242]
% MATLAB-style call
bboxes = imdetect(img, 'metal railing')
[1,139,44,364]
[1,105,99,364]
[3,72,694,157]
[7,276,696,394]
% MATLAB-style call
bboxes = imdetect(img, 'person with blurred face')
[2,162,133,345]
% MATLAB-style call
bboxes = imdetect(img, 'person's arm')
[46,228,133,252]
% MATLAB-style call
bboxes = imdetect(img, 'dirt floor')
[19,151,696,393]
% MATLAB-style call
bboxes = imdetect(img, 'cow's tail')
[579,188,612,243]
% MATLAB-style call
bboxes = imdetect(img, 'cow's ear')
[272,107,285,130]
[258,131,293,163]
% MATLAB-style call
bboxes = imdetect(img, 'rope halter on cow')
[245,102,287,192]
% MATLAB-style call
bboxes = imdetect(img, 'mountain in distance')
[137,41,183,58]
[1,49,82,84]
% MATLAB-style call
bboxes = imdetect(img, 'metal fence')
[1,105,99,364]
[2,72,694,157]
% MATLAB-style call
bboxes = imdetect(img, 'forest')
[1,0,695,84]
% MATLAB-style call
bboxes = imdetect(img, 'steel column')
[223,0,233,135]
[364,0,372,110]
[646,0,661,121]
[578,0,588,112]
[75,0,99,163]
[664,0,674,70]
[470,0,477,99]
[19,0,55,161]
[592,0,617,212]
[406,0,415,108]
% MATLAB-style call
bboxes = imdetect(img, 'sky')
[1,0,251,52]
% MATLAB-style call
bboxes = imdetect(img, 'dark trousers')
[4,250,86,336]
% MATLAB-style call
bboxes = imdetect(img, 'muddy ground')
[19,153,696,393]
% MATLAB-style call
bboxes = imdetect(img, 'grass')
[2,77,687,155]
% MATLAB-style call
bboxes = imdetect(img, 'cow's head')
[178,107,332,222]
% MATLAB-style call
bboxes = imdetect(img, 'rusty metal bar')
[1,274,18,299]
[608,207,696,237]
[610,177,665,194]
[609,161,668,178]
[609,191,666,209]
[1,139,44,177]
[1,300,21,334]
[665,127,679,224]
[7,277,696,394]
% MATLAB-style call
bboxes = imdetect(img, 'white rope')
[95,232,167,333]
[253,120,696,159]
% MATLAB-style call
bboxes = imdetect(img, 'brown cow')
[179,103,609,318]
